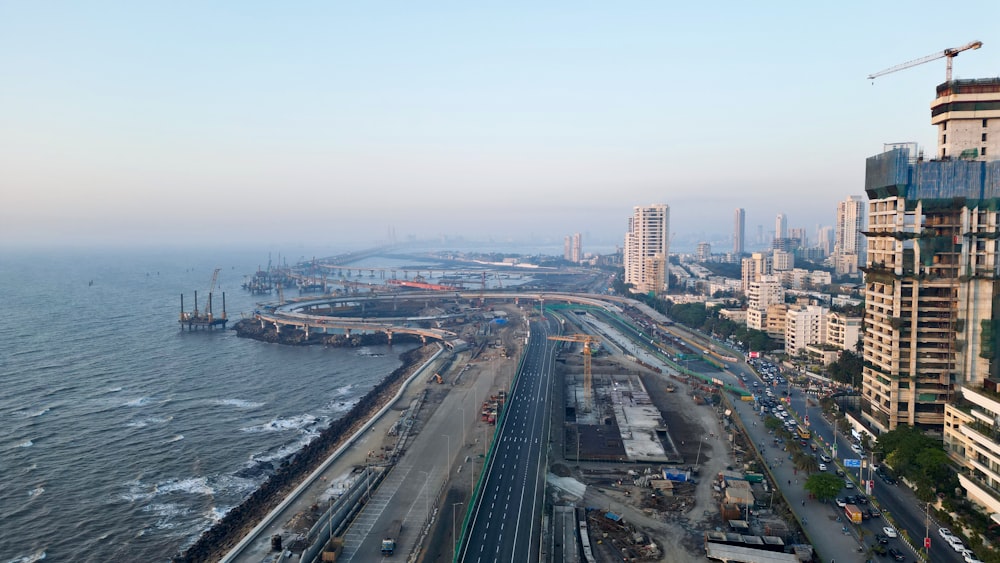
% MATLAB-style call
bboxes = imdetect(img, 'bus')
[796,426,811,440]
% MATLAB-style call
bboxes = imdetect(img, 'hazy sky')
[3,2,999,250]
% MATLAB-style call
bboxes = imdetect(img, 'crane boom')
[867,40,982,82]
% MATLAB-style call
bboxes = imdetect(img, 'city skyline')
[2,2,999,249]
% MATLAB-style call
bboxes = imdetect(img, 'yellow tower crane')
[547,334,599,412]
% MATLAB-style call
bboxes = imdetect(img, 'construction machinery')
[867,40,983,82]
[547,334,599,412]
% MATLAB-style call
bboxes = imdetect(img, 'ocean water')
[0,247,415,562]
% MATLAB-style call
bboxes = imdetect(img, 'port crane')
[547,334,599,412]
[867,40,982,82]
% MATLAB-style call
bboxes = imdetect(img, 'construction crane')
[867,40,983,82]
[548,334,600,412]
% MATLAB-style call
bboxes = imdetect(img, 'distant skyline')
[2,2,999,249]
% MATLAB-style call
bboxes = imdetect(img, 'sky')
[2,1,999,252]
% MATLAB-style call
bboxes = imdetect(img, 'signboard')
[749,351,761,358]
[844,458,862,468]
[924,537,931,549]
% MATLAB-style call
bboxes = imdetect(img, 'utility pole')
[924,502,931,559]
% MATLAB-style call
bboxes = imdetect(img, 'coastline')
[173,344,437,563]
[232,318,418,347]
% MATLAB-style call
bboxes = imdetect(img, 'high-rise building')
[862,145,1000,431]
[746,275,783,332]
[624,204,671,295]
[817,226,834,257]
[834,195,866,275]
[944,382,1000,516]
[734,208,745,256]
[741,252,772,296]
[933,78,1000,160]
[785,305,828,357]
[789,227,807,247]
[572,233,582,262]
[564,236,572,261]
[775,213,787,240]
[696,242,711,262]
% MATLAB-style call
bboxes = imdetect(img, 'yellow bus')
[797,426,811,440]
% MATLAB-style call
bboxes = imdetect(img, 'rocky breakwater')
[173,344,436,562]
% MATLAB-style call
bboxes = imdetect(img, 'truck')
[381,520,402,555]
[844,504,863,524]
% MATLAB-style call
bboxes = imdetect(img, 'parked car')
[939,527,955,540]
[835,497,847,508]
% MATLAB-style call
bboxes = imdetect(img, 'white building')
[785,305,828,357]
[826,312,861,352]
[624,204,670,295]
[943,382,1000,521]
[746,275,784,332]
[772,249,794,271]
[741,252,772,296]
[835,195,866,276]
[734,208,745,256]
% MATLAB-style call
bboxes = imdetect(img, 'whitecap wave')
[26,408,50,418]
[241,414,318,434]
[166,435,184,443]
[154,477,214,496]
[28,487,44,498]
[17,439,34,448]
[107,387,123,393]
[4,549,47,563]
[126,416,170,428]
[125,397,151,407]
[213,398,264,409]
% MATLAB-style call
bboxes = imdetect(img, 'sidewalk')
[728,396,869,563]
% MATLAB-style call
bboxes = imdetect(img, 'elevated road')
[459,318,556,563]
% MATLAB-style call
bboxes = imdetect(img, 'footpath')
[727,392,870,563]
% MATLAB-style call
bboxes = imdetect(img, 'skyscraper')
[775,213,787,241]
[734,208,745,256]
[863,145,1000,431]
[624,204,671,295]
[571,233,582,262]
[834,195,866,275]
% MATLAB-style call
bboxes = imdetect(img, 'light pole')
[459,406,466,448]
[452,501,464,561]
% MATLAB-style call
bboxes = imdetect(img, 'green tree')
[805,473,844,502]
[764,416,784,431]
[796,452,820,475]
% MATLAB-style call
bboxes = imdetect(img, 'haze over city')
[3,1,999,250]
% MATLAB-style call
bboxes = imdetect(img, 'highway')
[458,318,556,563]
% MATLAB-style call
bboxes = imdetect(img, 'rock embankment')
[173,344,436,563]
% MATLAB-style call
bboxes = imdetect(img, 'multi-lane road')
[458,318,556,563]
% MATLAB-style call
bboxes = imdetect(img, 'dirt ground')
[557,354,735,562]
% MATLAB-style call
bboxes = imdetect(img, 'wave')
[167,435,184,443]
[154,477,214,496]
[107,387,123,393]
[241,414,318,434]
[28,487,44,499]
[125,416,171,428]
[212,398,264,409]
[124,397,152,407]
[4,549,46,563]
[17,439,34,448]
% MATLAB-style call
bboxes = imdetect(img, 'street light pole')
[443,434,451,473]
[453,501,464,561]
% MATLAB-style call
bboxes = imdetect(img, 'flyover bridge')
[252,291,624,345]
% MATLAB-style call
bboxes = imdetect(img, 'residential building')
[696,242,711,262]
[764,304,788,341]
[775,213,787,240]
[827,312,862,352]
[817,225,834,257]
[572,233,582,262]
[943,381,1000,519]
[835,195,866,276]
[734,208,746,256]
[746,275,784,333]
[772,249,794,271]
[932,78,1000,160]
[624,204,670,295]
[862,146,1000,431]
[785,305,828,357]
[563,236,572,261]
[741,252,772,296]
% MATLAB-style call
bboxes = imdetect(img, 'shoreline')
[173,344,437,563]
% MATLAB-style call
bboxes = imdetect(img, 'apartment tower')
[624,204,671,295]
[734,208,746,256]
[835,195,866,275]
[861,79,1000,431]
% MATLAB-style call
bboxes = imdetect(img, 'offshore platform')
[179,268,228,330]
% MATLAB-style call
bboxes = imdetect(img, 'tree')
[764,416,784,432]
[796,452,820,475]
[805,473,844,502]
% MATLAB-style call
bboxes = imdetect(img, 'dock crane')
[548,334,600,412]
[867,40,982,82]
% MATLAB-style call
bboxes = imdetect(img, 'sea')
[0,246,418,563]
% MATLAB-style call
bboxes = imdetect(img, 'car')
[818,463,827,471]
[874,532,889,544]
[965,554,985,563]
[939,527,955,540]
[883,526,898,538]
[836,469,846,477]
[887,547,906,561]
[851,444,864,454]
[870,506,881,517]
[820,454,832,463]
[861,509,871,521]
[844,480,854,489]
[856,494,868,505]
[835,497,847,508]
[949,537,968,552]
